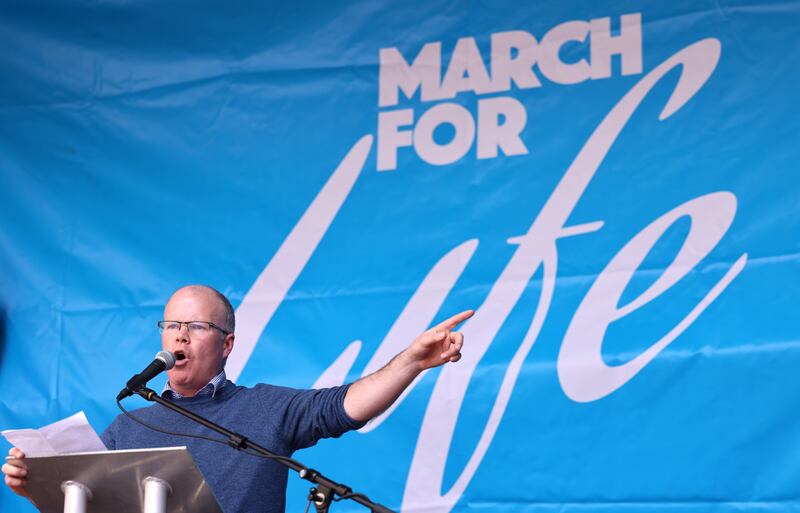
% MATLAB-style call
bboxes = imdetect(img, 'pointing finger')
[433,310,474,331]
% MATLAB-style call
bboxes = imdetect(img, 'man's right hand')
[2,447,31,499]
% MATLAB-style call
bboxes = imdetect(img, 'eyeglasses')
[158,320,231,336]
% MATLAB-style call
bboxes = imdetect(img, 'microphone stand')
[132,387,394,513]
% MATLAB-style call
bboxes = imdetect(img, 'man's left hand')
[404,310,474,371]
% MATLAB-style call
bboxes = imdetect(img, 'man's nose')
[175,323,190,341]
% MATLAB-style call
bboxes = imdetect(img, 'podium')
[12,446,223,513]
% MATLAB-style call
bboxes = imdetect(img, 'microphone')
[116,350,176,401]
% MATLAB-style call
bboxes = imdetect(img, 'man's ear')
[222,333,235,359]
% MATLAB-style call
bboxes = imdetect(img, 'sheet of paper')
[2,411,107,456]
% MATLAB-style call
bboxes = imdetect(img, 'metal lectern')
[12,446,223,513]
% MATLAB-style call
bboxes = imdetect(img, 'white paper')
[2,411,107,457]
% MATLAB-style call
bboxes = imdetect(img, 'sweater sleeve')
[271,384,366,450]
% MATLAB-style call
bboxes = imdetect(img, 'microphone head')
[155,350,176,370]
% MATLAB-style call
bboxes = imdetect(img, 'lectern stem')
[61,480,92,513]
[143,476,172,513]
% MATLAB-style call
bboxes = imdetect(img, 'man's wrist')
[392,349,425,376]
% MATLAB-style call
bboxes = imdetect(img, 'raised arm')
[343,310,474,422]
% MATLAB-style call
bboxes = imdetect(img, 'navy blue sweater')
[101,381,364,513]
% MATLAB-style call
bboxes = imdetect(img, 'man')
[3,285,472,512]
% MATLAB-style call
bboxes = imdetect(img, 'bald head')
[166,285,235,333]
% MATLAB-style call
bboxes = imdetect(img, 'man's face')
[161,287,234,397]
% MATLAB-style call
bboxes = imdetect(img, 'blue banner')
[2,1,799,512]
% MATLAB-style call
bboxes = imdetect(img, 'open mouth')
[174,350,187,361]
